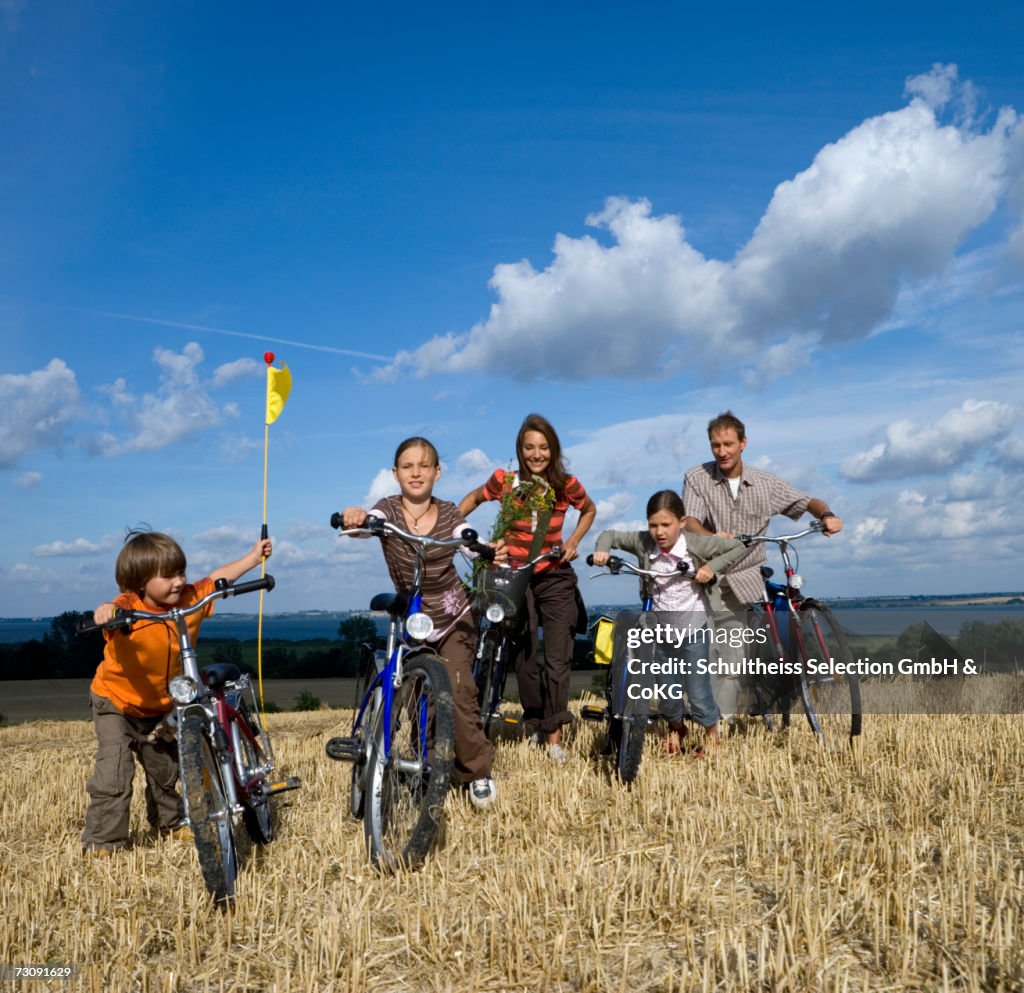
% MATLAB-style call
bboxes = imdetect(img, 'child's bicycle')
[326,513,494,871]
[738,521,863,744]
[580,553,691,784]
[470,546,563,737]
[78,576,300,906]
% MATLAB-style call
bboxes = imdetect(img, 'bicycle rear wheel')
[233,704,273,844]
[364,654,455,871]
[799,605,863,743]
[180,711,237,904]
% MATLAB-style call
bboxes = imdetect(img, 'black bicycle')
[470,546,563,737]
[581,553,690,783]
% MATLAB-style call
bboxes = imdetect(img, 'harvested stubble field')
[2,702,1022,993]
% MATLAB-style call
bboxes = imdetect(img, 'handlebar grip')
[676,561,690,575]
[77,609,133,636]
[229,575,275,597]
[329,512,345,529]
[585,554,595,566]
[739,534,753,546]
[471,542,496,562]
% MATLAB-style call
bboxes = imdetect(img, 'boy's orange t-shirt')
[90,577,217,717]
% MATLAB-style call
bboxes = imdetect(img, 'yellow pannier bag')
[593,616,616,666]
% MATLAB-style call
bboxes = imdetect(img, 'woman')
[459,414,596,762]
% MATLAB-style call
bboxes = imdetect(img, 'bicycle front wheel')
[616,715,646,785]
[799,605,863,743]
[473,634,504,736]
[364,654,455,871]
[180,711,237,904]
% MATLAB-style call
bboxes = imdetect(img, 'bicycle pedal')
[580,705,608,722]
[325,736,361,762]
[265,776,301,795]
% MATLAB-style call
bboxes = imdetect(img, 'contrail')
[95,311,392,361]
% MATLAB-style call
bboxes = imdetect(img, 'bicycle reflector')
[405,612,434,640]
[485,604,505,623]
[169,675,199,704]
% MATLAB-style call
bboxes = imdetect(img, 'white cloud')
[565,413,705,490]
[996,436,1024,467]
[594,492,636,523]
[100,342,221,453]
[364,467,394,506]
[840,399,1019,482]
[371,66,1020,384]
[15,471,42,489]
[212,357,261,387]
[33,536,116,558]
[0,359,81,468]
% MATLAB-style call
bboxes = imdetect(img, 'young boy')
[82,529,272,854]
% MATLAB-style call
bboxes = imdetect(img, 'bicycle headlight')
[485,603,506,623]
[405,611,434,640]
[789,573,804,590]
[169,675,199,704]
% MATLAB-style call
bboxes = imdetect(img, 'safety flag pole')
[257,351,291,726]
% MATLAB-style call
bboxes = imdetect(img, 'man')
[683,410,842,716]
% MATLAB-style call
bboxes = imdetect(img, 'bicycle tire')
[474,634,504,736]
[364,654,455,871]
[180,711,237,904]
[745,606,797,729]
[349,662,381,821]
[234,705,273,844]
[799,605,863,742]
[616,715,646,784]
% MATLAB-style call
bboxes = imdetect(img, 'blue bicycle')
[326,513,493,870]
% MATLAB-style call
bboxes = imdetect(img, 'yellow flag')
[266,361,291,425]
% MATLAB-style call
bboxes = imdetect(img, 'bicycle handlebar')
[331,512,493,558]
[585,553,689,578]
[76,575,276,635]
[738,520,824,547]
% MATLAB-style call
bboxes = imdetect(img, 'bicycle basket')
[474,565,533,623]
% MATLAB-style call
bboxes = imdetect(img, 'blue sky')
[2,1,1023,616]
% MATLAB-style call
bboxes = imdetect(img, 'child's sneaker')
[468,776,497,810]
[548,743,568,764]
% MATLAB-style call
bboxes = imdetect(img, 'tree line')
[2,611,1019,681]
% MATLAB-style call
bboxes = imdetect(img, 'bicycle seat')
[201,663,241,690]
[370,592,409,617]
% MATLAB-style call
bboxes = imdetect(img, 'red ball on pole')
[264,351,275,365]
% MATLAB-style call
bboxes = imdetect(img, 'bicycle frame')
[336,516,478,763]
[470,546,563,729]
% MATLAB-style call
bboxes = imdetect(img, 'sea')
[1,605,1022,643]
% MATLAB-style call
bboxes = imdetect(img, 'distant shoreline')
[1,599,1022,644]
